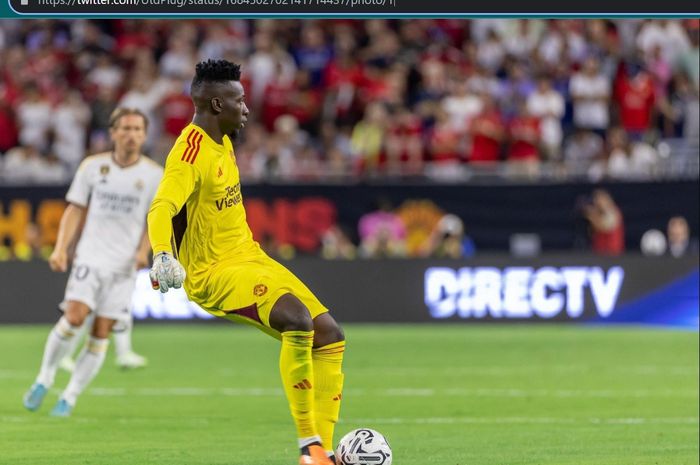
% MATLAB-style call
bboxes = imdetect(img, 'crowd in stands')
[0,18,698,184]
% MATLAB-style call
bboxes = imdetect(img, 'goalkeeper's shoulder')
[162,131,212,181]
[165,126,210,166]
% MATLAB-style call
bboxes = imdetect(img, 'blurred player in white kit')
[22,108,163,417]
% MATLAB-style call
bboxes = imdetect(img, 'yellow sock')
[312,340,345,452]
[280,330,318,441]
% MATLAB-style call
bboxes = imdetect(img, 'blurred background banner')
[1,256,697,327]
[2,181,698,253]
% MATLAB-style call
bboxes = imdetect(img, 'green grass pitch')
[0,323,697,465]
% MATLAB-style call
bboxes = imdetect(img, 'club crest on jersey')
[134,179,144,191]
[99,164,110,183]
[253,284,268,297]
[217,166,223,178]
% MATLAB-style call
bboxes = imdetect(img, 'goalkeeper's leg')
[311,314,345,462]
[269,293,333,465]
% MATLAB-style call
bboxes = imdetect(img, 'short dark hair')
[109,107,149,130]
[191,59,241,89]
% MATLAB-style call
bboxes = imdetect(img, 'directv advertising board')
[0,256,696,329]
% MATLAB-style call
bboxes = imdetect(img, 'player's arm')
[50,158,92,272]
[147,141,201,292]
[49,203,87,272]
[147,149,201,255]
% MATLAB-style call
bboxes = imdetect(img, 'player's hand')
[149,252,186,293]
[48,248,68,272]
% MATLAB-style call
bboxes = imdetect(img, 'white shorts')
[61,263,136,324]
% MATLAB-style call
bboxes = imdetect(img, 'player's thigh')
[94,271,136,331]
[208,257,329,337]
[259,258,330,328]
[206,258,280,322]
[277,258,328,309]
[62,263,100,326]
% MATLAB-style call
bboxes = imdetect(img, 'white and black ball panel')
[336,428,392,465]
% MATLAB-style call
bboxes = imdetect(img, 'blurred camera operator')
[583,189,625,256]
[419,214,476,259]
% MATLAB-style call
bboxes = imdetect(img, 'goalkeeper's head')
[190,59,249,140]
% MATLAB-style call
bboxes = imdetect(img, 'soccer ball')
[335,428,392,465]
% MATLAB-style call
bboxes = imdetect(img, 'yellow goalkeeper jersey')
[148,123,262,305]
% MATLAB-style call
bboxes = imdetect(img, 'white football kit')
[62,153,162,323]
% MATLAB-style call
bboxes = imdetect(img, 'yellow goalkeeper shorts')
[201,254,329,339]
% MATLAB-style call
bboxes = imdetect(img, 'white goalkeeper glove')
[149,252,186,293]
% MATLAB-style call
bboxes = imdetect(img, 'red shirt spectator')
[261,76,295,132]
[287,70,323,130]
[615,68,656,134]
[591,219,625,255]
[162,92,194,137]
[324,55,364,90]
[585,189,625,255]
[323,55,365,121]
[0,78,21,108]
[469,97,505,163]
[358,66,392,105]
[113,20,156,59]
[508,111,541,161]
[387,109,424,165]
[428,118,460,163]
[0,104,18,152]
[434,19,468,47]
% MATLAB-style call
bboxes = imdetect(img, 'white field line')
[342,416,700,426]
[622,366,698,375]
[347,365,699,377]
[2,364,696,380]
[0,370,36,380]
[82,386,698,399]
[1,414,697,427]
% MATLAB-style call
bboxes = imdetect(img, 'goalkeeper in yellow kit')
[147,59,345,465]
